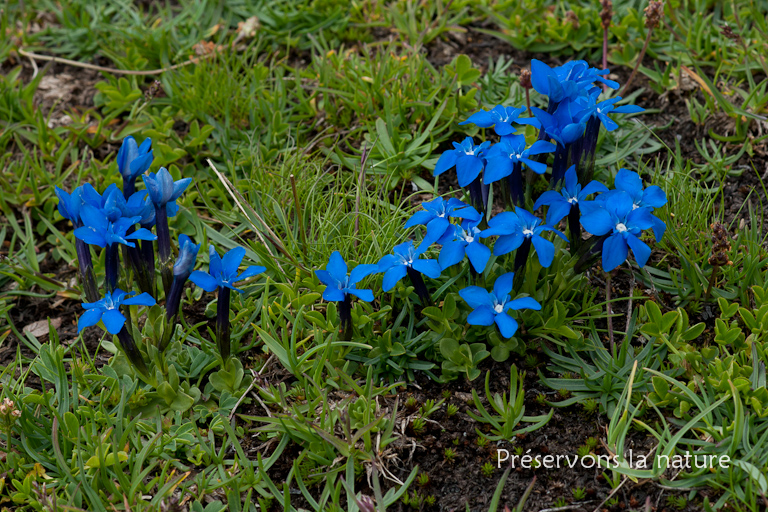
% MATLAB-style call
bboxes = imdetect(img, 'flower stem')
[122,177,136,200]
[513,237,532,290]
[216,286,232,361]
[606,270,615,358]
[507,162,524,208]
[704,264,719,302]
[467,175,486,214]
[621,25,654,96]
[339,295,352,341]
[75,238,99,302]
[406,267,432,306]
[568,204,581,253]
[550,142,571,187]
[161,275,186,351]
[140,238,157,298]
[105,244,119,292]
[155,204,173,295]
[116,325,148,376]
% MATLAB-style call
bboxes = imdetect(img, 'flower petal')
[221,247,246,278]
[326,251,348,282]
[323,287,346,302]
[531,235,555,268]
[602,234,628,271]
[438,240,466,270]
[505,296,541,311]
[493,272,515,298]
[459,286,492,309]
[465,241,490,273]
[123,292,157,307]
[77,308,103,332]
[346,287,374,302]
[102,309,127,335]
[412,259,442,279]
[382,265,407,292]
[468,306,496,327]
[626,234,651,267]
[189,271,219,292]
[455,155,484,187]
[494,312,519,338]
[349,264,378,284]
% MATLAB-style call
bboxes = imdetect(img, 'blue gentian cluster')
[315,59,666,343]
[57,136,265,374]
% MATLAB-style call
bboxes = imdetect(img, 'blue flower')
[534,165,608,224]
[189,246,266,293]
[481,208,568,267]
[531,101,587,147]
[433,137,491,187]
[55,186,85,226]
[78,289,156,335]
[530,60,618,105]
[459,105,540,136]
[79,183,127,222]
[458,272,541,338]
[117,136,153,197]
[378,241,442,292]
[124,191,180,229]
[483,134,556,183]
[438,220,491,273]
[74,204,156,248]
[315,251,378,302]
[580,191,656,271]
[174,234,201,278]
[404,197,481,244]
[142,167,192,208]
[578,97,644,131]
[613,168,667,242]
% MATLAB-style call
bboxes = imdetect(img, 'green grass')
[1,0,768,510]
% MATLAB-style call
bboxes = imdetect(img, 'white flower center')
[494,304,504,313]
[632,203,639,210]
[523,228,534,237]
[567,196,578,204]
[465,149,475,156]
[616,223,628,233]
[438,212,446,217]
[465,236,475,243]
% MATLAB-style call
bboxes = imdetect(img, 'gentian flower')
[378,241,441,304]
[437,220,491,273]
[404,197,481,245]
[484,134,556,206]
[55,185,99,302]
[315,251,378,337]
[78,289,156,375]
[160,235,201,350]
[458,272,541,338]
[578,98,645,132]
[459,105,540,136]
[80,183,125,222]
[142,167,192,293]
[531,100,590,185]
[534,165,608,225]
[580,191,656,271]
[531,102,587,148]
[74,204,157,291]
[434,138,491,210]
[189,246,266,360]
[612,169,667,241]
[481,208,568,270]
[530,59,618,110]
[433,137,490,187]
[117,136,153,198]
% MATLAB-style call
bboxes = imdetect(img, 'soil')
[1,22,761,512]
